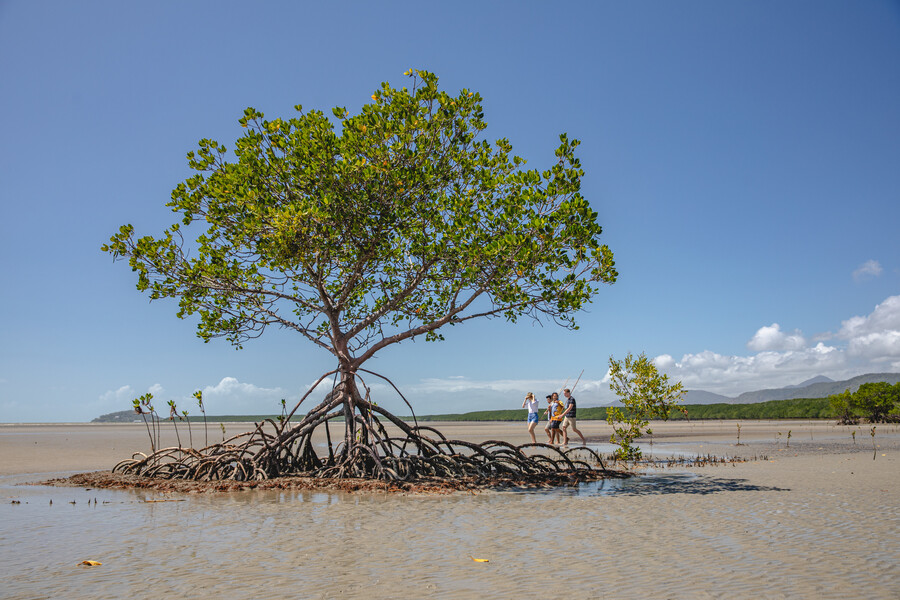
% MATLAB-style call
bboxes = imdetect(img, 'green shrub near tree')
[831,382,900,423]
[605,353,686,460]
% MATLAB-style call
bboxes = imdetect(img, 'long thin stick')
[569,369,585,393]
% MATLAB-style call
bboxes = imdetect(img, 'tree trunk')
[340,369,359,461]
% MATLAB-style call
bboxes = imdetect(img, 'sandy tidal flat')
[1,420,898,599]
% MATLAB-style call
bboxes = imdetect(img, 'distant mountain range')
[683,372,900,405]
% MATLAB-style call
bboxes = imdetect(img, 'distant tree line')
[413,397,836,422]
[94,385,900,424]
[415,393,893,422]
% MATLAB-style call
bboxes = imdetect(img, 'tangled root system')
[91,370,625,493]
[109,421,618,490]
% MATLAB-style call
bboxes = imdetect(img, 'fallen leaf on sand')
[79,560,102,566]
[470,556,489,563]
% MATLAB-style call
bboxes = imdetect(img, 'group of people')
[522,388,586,446]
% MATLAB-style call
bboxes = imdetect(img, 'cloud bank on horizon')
[95,290,900,414]
[407,291,900,407]
[647,292,900,398]
[92,377,290,418]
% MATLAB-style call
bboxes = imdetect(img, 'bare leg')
[572,425,586,445]
[527,421,537,444]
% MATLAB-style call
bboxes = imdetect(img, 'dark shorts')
[549,420,561,430]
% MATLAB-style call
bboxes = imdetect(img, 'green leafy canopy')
[606,352,686,460]
[103,69,617,368]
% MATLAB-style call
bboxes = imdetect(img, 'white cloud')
[852,259,882,282]
[92,383,169,418]
[654,343,845,396]
[747,323,806,352]
[409,377,559,395]
[653,354,675,369]
[199,377,290,414]
[99,385,136,404]
[650,294,900,396]
[91,378,294,418]
[847,331,900,360]
[838,295,900,340]
[98,384,165,406]
[839,296,900,360]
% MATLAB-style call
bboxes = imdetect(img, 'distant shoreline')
[2,420,895,478]
[85,395,839,424]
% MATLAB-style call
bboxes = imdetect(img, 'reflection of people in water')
[522,392,539,443]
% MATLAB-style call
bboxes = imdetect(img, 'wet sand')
[1,420,899,598]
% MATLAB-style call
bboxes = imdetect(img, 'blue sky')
[1,1,899,422]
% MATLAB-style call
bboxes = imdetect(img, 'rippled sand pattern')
[1,423,898,598]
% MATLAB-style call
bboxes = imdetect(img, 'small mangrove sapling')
[182,410,193,448]
[606,352,686,461]
[141,393,161,452]
[133,395,154,452]
[194,391,207,448]
[167,400,182,448]
[871,426,877,460]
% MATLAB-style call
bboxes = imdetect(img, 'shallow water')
[2,464,898,600]
[3,422,899,599]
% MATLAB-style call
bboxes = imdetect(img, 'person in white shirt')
[522,392,540,443]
